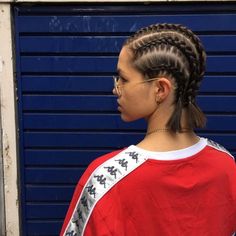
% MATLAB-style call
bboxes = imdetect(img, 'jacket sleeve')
[60,150,122,236]
[60,181,84,236]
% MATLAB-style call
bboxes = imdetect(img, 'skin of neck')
[139,84,199,151]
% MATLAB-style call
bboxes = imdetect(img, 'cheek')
[120,90,156,122]
[137,98,157,119]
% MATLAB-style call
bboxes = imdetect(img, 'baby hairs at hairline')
[124,23,207,133]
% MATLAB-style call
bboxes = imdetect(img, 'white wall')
[0,3,20,236]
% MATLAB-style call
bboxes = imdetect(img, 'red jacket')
[60,138,236,236]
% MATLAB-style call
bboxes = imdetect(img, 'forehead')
[117,47,133,66]
[117,47,139,75]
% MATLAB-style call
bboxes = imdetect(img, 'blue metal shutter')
[14,3,236,235]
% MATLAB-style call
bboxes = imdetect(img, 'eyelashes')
[118,75,128,84]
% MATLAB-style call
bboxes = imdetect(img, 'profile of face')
[113,23,207,132]
[113,47,157,122]
[113,46,176,122]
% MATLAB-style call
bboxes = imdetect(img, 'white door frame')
[0,3,20,236]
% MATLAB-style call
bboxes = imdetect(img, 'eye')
[118,75,128,84]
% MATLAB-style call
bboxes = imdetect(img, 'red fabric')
[61,145,236,236]
[60,150,122,235]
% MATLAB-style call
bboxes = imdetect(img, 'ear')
[154,77,172,101]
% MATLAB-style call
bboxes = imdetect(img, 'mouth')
[117,100,122,111]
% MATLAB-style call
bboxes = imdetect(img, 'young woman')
[60,23,236,236]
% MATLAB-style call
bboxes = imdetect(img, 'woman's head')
[121,23,207,132]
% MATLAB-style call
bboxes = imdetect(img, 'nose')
[112,87,117,96]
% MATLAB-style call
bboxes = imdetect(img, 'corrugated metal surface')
[14,3,236,235]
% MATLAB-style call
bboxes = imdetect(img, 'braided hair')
[124,23,207,132]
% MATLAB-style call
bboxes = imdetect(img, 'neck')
[141,107,198,152]
[138,131,199,152]
[145,105,171,134]
[145,105,192,134]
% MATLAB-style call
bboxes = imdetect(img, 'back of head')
[124,23,207,132]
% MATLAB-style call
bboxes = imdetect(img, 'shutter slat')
[26,186,75,201]
[21,56,117,73]
[25,168,85,184]
[21,75,236,93]
[20,56,236,73]
[24,132,236,150]
[23,114,236,131]
[27,221,62,236]
[26,203,67,219]
[20,35,236,53]
[25,149,108,166]
[22,95,236,113]
[18,14,236,32]
[24,149,236,167]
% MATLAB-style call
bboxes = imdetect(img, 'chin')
[120,114,138,122]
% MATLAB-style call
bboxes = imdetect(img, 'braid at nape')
[163,24,206,129]
[168,24,207,128]
[172,24,206,103]
[143,61,189,133]
[149,63,188,132]
[165,24,206,128]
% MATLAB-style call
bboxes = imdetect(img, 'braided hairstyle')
[124,23,207,132]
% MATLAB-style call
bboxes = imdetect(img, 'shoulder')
[78,149,124,187]
[203,138,236,175]
[64,146,148,234]
[205,138,235,161]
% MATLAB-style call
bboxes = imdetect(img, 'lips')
[117,100,122,111]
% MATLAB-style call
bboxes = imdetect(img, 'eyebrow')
[117,68,126,75]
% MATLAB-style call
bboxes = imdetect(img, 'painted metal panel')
[14,3,236,236]
[23,114,236,131]
[21,75,236,93]
[18,55,236,73]
[19,35,236,53]
[16,14,236,32]
[22,95,236,112]
[24,149,108,166]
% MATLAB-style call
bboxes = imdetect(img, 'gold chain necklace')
[146,128,170,136]
[146,128,191,136]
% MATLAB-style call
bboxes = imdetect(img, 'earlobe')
[155,96,162,106]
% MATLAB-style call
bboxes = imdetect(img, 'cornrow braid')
[127,23,206,77]
[124,23,206,132]
[133,35,199,99]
